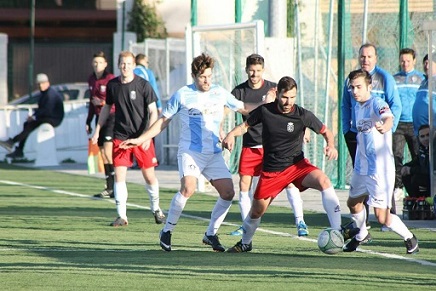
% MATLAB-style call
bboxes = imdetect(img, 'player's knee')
[219,189,235,200]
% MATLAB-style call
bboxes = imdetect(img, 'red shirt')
[86,71,115,124]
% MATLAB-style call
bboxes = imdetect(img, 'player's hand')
[324,146,338,160]
[119,138,141,149]
[222,134,235,152]
[141,139,151,150]
[91,96,104,106]
[91,132,99,145]
[375,121,387,134]
[264,88,277,103]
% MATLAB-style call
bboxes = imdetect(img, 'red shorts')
[239,147,263,176]
[112,138,158,169]
[254,158,319,200]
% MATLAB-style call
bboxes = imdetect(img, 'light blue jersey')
[354,96,394,176]
[163,83,244,154]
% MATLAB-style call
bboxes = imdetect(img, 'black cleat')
[341,221,360,241]
[153,210,166,224]
[227,239,252,253]
[94,189,114,198]
[202,232,225,252]
[405,234,419,255]
[5,147,24,159]
[343,233,372,252]
[159,230,172,252]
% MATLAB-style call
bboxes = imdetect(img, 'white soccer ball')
[317,228,344,255]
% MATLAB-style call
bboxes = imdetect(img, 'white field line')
[1,179,435,267]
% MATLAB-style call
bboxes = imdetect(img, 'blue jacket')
[133,65,162,110]
[342,65,402,133]
[412,75,436,135]
[393,69,425,122]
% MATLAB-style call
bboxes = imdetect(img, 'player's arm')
[375,115,393,134]
[222,121,249,152]
[320,127,338,160]
[119,116,171,149]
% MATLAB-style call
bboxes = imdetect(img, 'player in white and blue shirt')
[344,69,419,255]
[119,53,257,252]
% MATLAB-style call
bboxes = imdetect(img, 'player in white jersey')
[343,69,419,254]
[120,53,263,252]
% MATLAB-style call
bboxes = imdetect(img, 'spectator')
[0,73,64,159]
[392,48,425,201]
[401,124,430,198]
[133,53,162,114]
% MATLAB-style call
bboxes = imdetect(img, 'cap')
[36,73,49,84]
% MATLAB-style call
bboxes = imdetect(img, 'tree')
[127,0,167,42]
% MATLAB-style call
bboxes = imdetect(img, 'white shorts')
[177,150,232,181]
[349,172,394,209]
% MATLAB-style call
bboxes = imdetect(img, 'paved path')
[36,162,436,231]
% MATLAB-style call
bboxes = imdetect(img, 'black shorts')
[97,113,115,147]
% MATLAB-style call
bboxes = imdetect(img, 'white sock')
[286,187,304,225]
[239,191,251,221]
[114,181,128,219]
[351,208,368,241]
[386,214,413,240]
[145,182,160,213]
[250,176,260,198]
[163,192,187,233]
[206,197,232,236]
[321,187,341,230]
[241,216,261,244]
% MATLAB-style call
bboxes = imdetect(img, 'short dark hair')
[423,54,428,64]
[277,76,297,93]
[93,51,107,60]
[245,54,264,68]
[399,48,416,59]
[191,53,214,76]
[135,53,147,64]
[359,43,377,56]
[348,69,372,86]
[418,124,429,133]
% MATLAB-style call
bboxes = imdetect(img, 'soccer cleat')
[405,234,419,255]
[227,239,253,253]
[159,229,172,252]
[229,226,243,236]
[94,189,114,198]
[343,233,372,252]
[5,147,24,159]
[341,221,360,241]
[0,138,14,153]
[153,210,166,224]
[202,232,225,252]
[297,221,309,237]
[110,217,128,227]
[380,225,391,232]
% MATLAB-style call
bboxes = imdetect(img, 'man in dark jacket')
[0,73,64,158]
[401,124,430,197]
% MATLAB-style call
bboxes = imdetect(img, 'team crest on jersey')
[287,122,294,132]
[357,119,372,133]
[130,91,136,100]
[100,85,106,93]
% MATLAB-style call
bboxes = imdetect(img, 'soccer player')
[91,51,165,227]
[120,53,259,252]
[223,76,358,253]
[392,48,425,202]
[229,53,308,237]
[341,43,402,226]
[343,69,418,254]
[85,51,116,198]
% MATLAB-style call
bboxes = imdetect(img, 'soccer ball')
[317,228,344,255]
